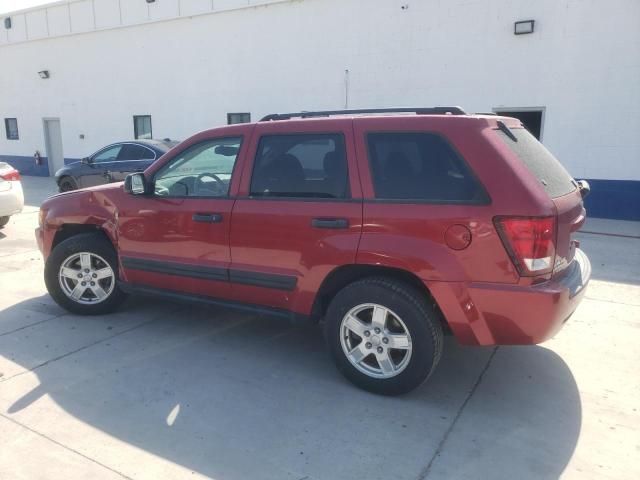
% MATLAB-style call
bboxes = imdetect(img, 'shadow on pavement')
[576,232,640,286]
[0,295,581,479]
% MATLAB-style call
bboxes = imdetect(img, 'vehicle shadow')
[0,295,581,480]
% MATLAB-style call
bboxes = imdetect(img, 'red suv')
[36,107,591,395]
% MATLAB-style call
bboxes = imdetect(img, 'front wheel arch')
[52,224,115,254]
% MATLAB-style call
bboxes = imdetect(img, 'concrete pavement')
[0,176,638,479]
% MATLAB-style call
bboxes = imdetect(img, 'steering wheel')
[154,183,170,196]
[194,173,225,196]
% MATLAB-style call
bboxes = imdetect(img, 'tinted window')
[4,118,18,140]
[496,127,576,198]
[93,145,122,163]
[154,137,241,197]
[250,134,348,199]
[118,144,155,161]
[367,133,487,202]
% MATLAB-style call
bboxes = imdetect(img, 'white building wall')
[0,0,639,182]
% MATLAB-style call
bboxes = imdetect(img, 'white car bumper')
[0,180,24,217]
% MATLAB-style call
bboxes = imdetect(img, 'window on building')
[250,134,349,199]
[227,113,251,125]
[154,137,241,197]
[133,115,152,140]
[4,118,18,140]
[367,132,488,203]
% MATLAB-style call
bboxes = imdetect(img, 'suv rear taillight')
[494,216,557,276]
[0,167,21,182]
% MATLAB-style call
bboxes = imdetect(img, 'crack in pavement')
[0,412,133,479]
[0,317,160,384]
[417,346,499,480]
[0,312,67,338]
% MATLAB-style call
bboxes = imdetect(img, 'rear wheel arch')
[312,264,449,331]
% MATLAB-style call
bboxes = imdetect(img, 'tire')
[58,176,77,192]
[325,277,443,396]
[44,232,127,315]
[0,216,9,228]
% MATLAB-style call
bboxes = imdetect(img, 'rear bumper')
[427,248,591,345]
[0,181,24,217]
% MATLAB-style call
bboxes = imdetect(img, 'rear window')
[367,132,488,203]
[496,127,576,198]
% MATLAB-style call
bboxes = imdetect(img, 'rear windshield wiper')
[497,121,518,142]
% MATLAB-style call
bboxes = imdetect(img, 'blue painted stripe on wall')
[0,155,638,221]
[583,179,640,221]
[0,155,50,176]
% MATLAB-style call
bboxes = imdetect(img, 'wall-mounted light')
[38,70,50,79]
[514,20,535,35]
[4,17,11,29]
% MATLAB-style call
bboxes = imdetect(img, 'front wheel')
[58,176,77,192]
[44,232,127,315]
[0,216,9,228]
[325,277,443,395]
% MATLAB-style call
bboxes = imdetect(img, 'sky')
[0,0,59,15]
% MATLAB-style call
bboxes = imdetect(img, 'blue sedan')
[55,140,177,192]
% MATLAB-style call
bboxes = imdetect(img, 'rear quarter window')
[496,127,577,198]
[367,132,488,203]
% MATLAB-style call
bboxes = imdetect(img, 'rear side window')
[367,132,487,203]
[118,144,155,161]
[250,134,349,199]
[496,127,576,198]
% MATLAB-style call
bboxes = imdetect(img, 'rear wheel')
[0,216,9,228]
[58,176,77,192]
[44,233,127,314]
[325,277,443,395]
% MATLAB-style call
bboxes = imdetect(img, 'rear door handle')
[311,218,349,229]
[192,213,223,223]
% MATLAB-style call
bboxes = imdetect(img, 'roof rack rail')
[260,107,467,122]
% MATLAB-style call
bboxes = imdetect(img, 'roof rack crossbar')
[260,107,467,122]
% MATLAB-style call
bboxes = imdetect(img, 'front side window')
[92,145,123,163]
[4,118,18,140]
[250,134,349,199]
[133,115,152,140]
[154,137,241,197]
[367,132,487,203]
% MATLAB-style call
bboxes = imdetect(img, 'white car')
[0,162,24,228]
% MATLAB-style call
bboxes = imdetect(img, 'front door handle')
[311,218,349,229]
[192,213,223,223]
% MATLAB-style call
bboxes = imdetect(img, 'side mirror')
[124,173,147,195]
[577,179,591,199]
[81,157,92,165]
